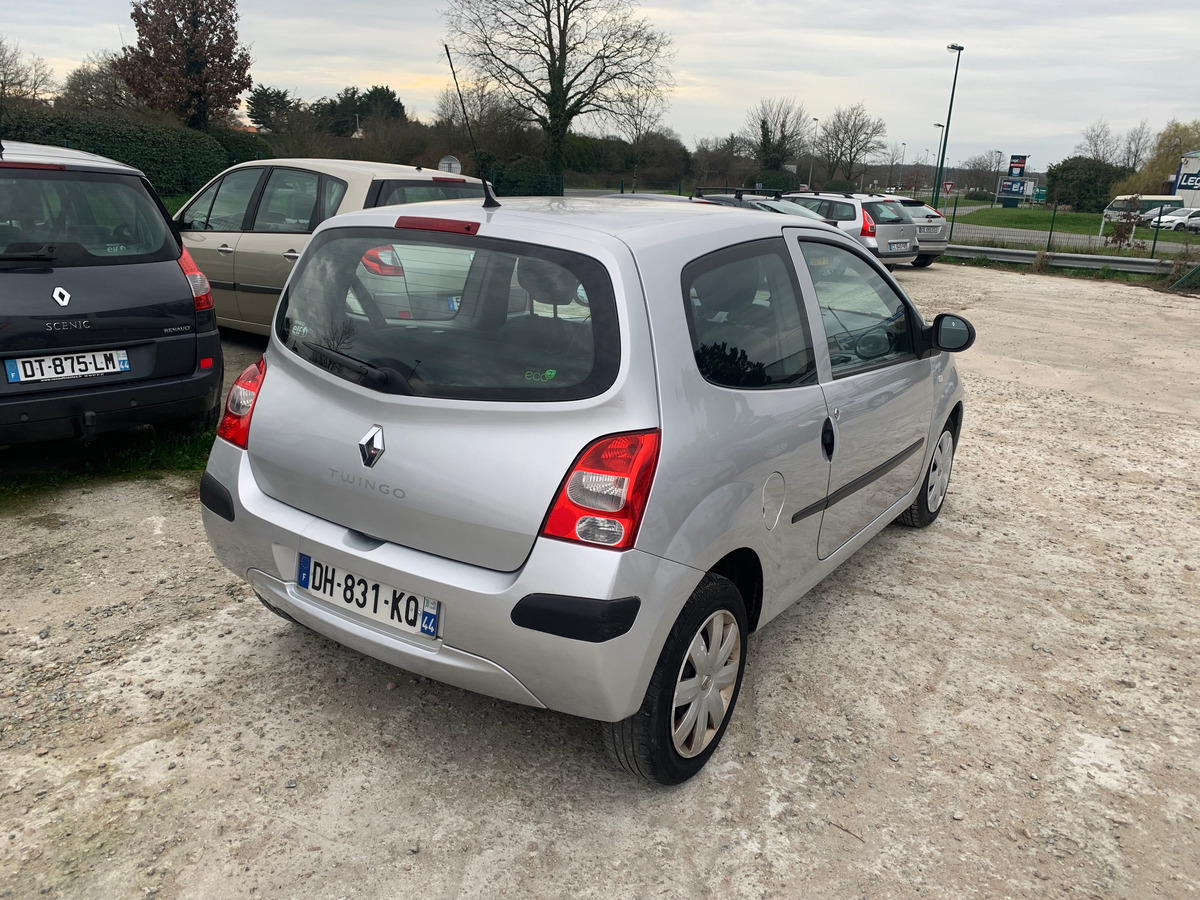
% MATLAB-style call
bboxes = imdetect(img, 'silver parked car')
[200,196,974,783]
[895,198,948,267]
[782,191,919,267]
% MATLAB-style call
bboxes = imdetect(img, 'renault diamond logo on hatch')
[53,287,71,307]
[359,425,385,468]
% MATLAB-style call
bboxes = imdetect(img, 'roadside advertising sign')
[1009,155,1028,177]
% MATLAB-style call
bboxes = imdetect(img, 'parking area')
[1,265,1197,899]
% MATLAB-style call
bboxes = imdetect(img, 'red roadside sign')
[943,181,954,193]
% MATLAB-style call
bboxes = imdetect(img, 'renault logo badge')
[53,287,71,307]
[359,425,385,468]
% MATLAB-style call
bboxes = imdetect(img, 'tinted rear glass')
[278,226,618,401]
[0,169,176,267]
[863,201,912,223]
[370,180,487,207]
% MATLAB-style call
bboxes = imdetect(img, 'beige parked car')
[175,159,486,334]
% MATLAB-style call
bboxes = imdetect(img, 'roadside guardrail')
[943,245,1176,275]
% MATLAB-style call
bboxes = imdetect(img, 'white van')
[1102,194,1183,221]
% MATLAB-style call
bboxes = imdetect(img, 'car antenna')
[444,44,499,210]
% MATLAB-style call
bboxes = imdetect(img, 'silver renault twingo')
[200,195,974,784]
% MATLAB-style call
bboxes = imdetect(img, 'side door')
[176,167,266,327]
[676,239,830,622]
[234,167,348,330]
[791,239,934,559]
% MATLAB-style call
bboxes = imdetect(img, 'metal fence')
[940,200,1200,261]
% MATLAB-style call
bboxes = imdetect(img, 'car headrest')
[516,257,580,305]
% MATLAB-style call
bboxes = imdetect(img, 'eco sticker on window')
[525,368,557,382]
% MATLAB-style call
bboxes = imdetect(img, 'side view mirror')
[932,313,975,352]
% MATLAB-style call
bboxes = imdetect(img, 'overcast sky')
[6,0,1199,171]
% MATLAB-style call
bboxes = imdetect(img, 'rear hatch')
[863,200,917,253]
[0,167,196,395]
[244,223,644,572]
[900,201,947,244]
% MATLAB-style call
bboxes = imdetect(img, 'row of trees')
[1044,118,1200,213]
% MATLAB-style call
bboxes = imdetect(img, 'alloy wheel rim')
[671,610,741,758]
[926,431,955,513]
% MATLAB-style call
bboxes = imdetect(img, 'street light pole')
[991,149,1002,208]
[807,117,819,189]
[932,124,944,201]
[932,42,964,209]
[900,142,906,190]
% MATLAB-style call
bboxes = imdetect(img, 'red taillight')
[361,246,405,277]
[432,176,466,182]
[216,357,265,449]
[178,247,214,311]
[860,210,876,236]
[541,430,660,550]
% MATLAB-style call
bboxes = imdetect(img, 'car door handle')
[282,250,300,261]
[821,417,835,460]
[217,244,234,255]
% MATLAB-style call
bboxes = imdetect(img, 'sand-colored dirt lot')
[1,265,1197,899]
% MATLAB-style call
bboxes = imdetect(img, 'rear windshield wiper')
[0,242,58,262]
[302,341,416,395]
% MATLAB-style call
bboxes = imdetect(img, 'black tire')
[885,264,897,272]
[1174,224,1187,232]
[602,573,748,785]
[912,255,936,268]
[898,423,956,527]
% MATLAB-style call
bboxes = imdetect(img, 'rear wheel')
[898,424,956,527]
[912,255,936,268]
[602,574,747,784]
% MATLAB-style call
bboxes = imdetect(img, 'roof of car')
[320,196,845,246]
[0,140,144,176]
[222,157,484,182]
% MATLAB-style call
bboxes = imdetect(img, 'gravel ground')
[1,265,1197,900]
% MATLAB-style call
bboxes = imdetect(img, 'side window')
[177,180,219,231]
[828,202,856,221]
[252,168,319,233]
[203,168,263,232]
[681,239,815,389]
[799,242,914,376]
[323,177,348,218]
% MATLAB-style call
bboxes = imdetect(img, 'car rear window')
[277,226,619,401]
[369,180,487,207]
[863,201,912,224]
[0,169,176,267]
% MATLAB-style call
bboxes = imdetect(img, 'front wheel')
[602,574,747,784]
[897,424,956,527]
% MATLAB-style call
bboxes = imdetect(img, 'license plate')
[918,226,940,234]
[5,349,130,384]
[888,241,910,251]
[297,553,440,638]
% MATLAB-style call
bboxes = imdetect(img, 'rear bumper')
[0,335,222,443]
[201,439,704,722]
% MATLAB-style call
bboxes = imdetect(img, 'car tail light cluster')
[361,246,405,277]
[217,357,266,449]
[541,430,660,550]
[860,210,876,236]
[178,247,214,311]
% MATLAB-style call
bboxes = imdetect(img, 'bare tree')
[958,151,1005,192]
[443,0,673,179]
[878,141,907,188]
[816,102,887,182]
[0,37,55,104]
[1121,119,1153,171]
[1075,117,1120,165]
[57,51,147,115]
[609,83,666,190]
[737,96,811,172]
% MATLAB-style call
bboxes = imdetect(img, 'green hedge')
[1,109,227,196]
